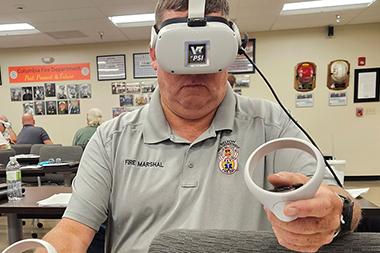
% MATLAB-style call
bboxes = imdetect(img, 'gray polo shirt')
[64,85,333,252]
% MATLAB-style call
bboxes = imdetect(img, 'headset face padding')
[150,17,242,74]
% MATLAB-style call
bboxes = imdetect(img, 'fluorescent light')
[109,13,155,27]
[0,23,39,36]
[281,0,377,15]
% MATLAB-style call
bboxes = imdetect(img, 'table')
[0,187,378,246]
[0,186,71,244]
[0,162,79,186]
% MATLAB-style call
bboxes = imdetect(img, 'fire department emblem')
[217,140,239,175]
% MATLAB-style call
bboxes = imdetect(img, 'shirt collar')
[143,87,171,144]
[212,84,236,132]
[143,84,236,144]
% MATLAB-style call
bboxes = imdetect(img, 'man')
[0,115,16,150]
[38,1,361,253]
[22,87,33,101]
[58,101,68,115]
[45,83,56,97]
[72,108,102,149]
[16,114,53,144]
[0,114,17,148]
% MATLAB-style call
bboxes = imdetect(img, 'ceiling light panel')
[281,0,377,15]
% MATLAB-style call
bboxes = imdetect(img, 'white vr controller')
[244,138,325,222]
[1,239,57,253]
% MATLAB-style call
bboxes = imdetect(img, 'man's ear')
[149,47,158,71]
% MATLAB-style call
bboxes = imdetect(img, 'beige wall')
[0,23,379,175]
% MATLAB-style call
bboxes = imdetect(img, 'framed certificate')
[354,68,380,103]
[133,53,157,79]
[228,38,256,74]
[96,54,126,81]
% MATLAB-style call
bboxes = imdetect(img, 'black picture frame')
[133,53,157,79]
[96,54,126,81]
[228,38,256,74]
[354,68,380,103]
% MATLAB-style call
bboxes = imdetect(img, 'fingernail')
[286,207,298,216]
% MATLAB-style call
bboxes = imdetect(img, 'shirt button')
[188,163,194,168]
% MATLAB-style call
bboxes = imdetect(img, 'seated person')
[0,114,17,144]
[72,108,103,149]
[17,114,53,144]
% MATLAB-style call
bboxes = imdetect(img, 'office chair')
[10,144,32,155]
[148,230,380,253]
[0,148,16,166]
[38,145,83,185]
[29,144,62,155]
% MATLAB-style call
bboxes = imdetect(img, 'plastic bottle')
[6,156,23,201]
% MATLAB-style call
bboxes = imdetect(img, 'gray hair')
[155,0,230,28]
[87,108,103,127]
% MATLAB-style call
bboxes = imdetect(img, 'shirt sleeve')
[63,128,112,231]
[40,128,51,142]
[72,130,79,146]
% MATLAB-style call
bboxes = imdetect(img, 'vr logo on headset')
[186,41,210,66]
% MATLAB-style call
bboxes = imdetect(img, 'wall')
[0,40,152,145]
[0,23,379,175]
[246,23,380,176]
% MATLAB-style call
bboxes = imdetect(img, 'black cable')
[239,48,343,188]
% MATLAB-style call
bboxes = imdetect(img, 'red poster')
[8,63,90,83]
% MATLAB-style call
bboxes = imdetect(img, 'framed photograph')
[97,54,126,81]
[111,82,126,94]
[46,101,57,115]
[228,39,256,74]
[133,53,157,79]
[79,84,92,99]
[45,83,56,97]
[354,68,380,103]
[10,88,22,101]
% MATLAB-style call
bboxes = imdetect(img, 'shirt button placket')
[181,147,198,188]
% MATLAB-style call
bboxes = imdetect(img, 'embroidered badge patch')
[217,140,239,175]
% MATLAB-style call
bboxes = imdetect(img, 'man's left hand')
[266,172,343,253]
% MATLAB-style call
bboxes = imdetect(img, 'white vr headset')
[150,0,242,74]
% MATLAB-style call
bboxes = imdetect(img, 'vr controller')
[1,239,57,253]
[244,138,325,222]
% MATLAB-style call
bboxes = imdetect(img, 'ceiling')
[0,0,379,48]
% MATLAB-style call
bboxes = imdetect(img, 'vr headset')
[150,0,242,74]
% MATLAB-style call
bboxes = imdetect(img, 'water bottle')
[6,156,23,201]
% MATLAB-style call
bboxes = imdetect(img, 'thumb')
[268,172,309,187]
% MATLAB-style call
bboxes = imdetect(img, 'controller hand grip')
[1,239,57,253]
[244,138,325,222]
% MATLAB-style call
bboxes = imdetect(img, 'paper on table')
[37,193,72,207]
[20,165,42,170]
[346,188,369,199]
[15,154,40,159]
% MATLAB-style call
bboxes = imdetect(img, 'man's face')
[150,10,228,120]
